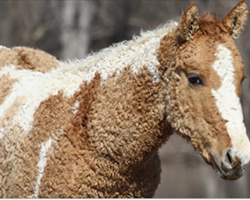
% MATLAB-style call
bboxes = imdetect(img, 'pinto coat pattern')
[1,1,250,198]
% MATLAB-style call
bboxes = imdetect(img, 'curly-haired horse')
[0,0,249,198]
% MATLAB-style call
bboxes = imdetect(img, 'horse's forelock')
[198,12,228,37]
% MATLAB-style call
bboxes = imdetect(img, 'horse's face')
[178,32,250,180]
[159,0,250,180]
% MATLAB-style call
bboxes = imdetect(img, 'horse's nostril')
[225,149,234,168]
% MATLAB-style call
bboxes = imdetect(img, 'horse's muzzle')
[211,149,249,180]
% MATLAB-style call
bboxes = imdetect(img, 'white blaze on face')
[211,44,250,166]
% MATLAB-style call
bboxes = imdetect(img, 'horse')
[0,0,250,198]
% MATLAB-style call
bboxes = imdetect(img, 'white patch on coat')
[71,100,79,114]
[211,45,250,166]
[0,21,178,134]
[34,138,52,198]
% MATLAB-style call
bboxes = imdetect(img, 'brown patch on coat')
[0,126,23,198]
[0,47,59,72]
[87,67,170,168]
[0,73,17,105]
[64,73,101,149]
[30,67,172,198]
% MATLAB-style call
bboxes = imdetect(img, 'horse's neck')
[83,62,173,172]
[71,21,177,170]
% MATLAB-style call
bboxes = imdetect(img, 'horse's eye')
[188,73,203,86]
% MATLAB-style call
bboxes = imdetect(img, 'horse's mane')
[199,12,228,38]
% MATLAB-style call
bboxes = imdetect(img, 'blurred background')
[1,0,250,198]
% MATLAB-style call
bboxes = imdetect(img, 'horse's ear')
[175,3,200,45]
[222,0,248,39]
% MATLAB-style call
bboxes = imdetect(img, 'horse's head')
[158,0,250,180]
